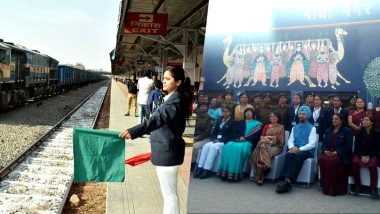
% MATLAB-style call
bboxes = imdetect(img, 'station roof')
[112,0,208,74]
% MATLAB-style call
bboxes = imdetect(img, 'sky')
[0,0,120,71]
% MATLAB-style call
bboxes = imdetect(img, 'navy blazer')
[308,107,329,141]
[211,117,235,144]
[355,128,380,157]
[322,126,353,165]
[128,91,187,166]
[284,104,303,132]
[232,120,262,147]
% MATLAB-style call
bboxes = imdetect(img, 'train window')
[0,49,6,63]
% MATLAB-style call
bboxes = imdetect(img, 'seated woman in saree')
[351,115,380,199]
[194,106,235,179]
[251,111,285,185]
[319,113,353,196]
[217,108,262,181]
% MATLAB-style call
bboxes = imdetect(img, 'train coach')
[0,40,105,110]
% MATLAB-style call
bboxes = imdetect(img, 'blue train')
[0,40,106,109]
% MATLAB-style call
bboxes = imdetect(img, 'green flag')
[73,128,125,182]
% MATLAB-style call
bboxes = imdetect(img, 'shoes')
[190,163,195,173]
[193,167,203,179]
[276,180,292,194]
[135,115,139,117]
[371,189,379,199]
[351,186,360,196]
[199,170,212,179]
[124,113,130,116]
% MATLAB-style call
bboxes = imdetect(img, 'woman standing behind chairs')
[348,98,370,135]
[251,111,285,185]
[218,108,262,181]
[119,67,191,214]
[351,115,380,198]
[234,92,253,122]
[319,113,353,196]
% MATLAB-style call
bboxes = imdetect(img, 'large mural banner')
[202,0,380,100]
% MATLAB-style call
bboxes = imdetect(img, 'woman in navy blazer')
[119,67,191,214]
[308,94,328,141]
[319,113,353,196]
[194,106,235,179]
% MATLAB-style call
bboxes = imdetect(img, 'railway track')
[0,86,108,213]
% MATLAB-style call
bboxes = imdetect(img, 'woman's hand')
[239,136,246,141]
[119,129,132,139]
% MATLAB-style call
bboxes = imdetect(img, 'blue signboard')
[202,0,380,101]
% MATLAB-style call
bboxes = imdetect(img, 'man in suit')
[284,94,303,132]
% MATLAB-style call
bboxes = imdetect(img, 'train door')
[12,51,25,81]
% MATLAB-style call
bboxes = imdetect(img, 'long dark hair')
[168,67,193,116]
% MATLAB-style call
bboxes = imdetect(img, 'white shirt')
[313,107,321,122]
[334,107,342,114]
[137,77,154,105]
[163,91,173,102]
[287,125,318,151]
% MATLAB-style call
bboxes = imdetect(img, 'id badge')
[291,121,296,126]
[314,122,319,127]
[217,135,222,139]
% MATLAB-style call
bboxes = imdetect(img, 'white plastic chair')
[296,134,319,187]
[347,138,380,195]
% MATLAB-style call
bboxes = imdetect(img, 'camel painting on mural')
[217,28,351,90]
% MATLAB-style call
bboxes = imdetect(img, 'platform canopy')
[112,0,208,75]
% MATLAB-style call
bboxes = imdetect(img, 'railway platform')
[106,79,193,214]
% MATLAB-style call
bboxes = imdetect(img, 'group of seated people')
[191,92,380,199]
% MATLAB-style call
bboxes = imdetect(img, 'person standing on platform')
[147,80,164,115]
[137,70,154,124]
[119,67,192,214]
[125,73,138,117]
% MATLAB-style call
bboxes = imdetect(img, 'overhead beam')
[153,0,166,13]
[174,0,208,27]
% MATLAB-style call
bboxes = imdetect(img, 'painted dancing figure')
[270,45,282,88]
[286,43,309,86]
[245,45,270,86]
[316,46,330,88]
